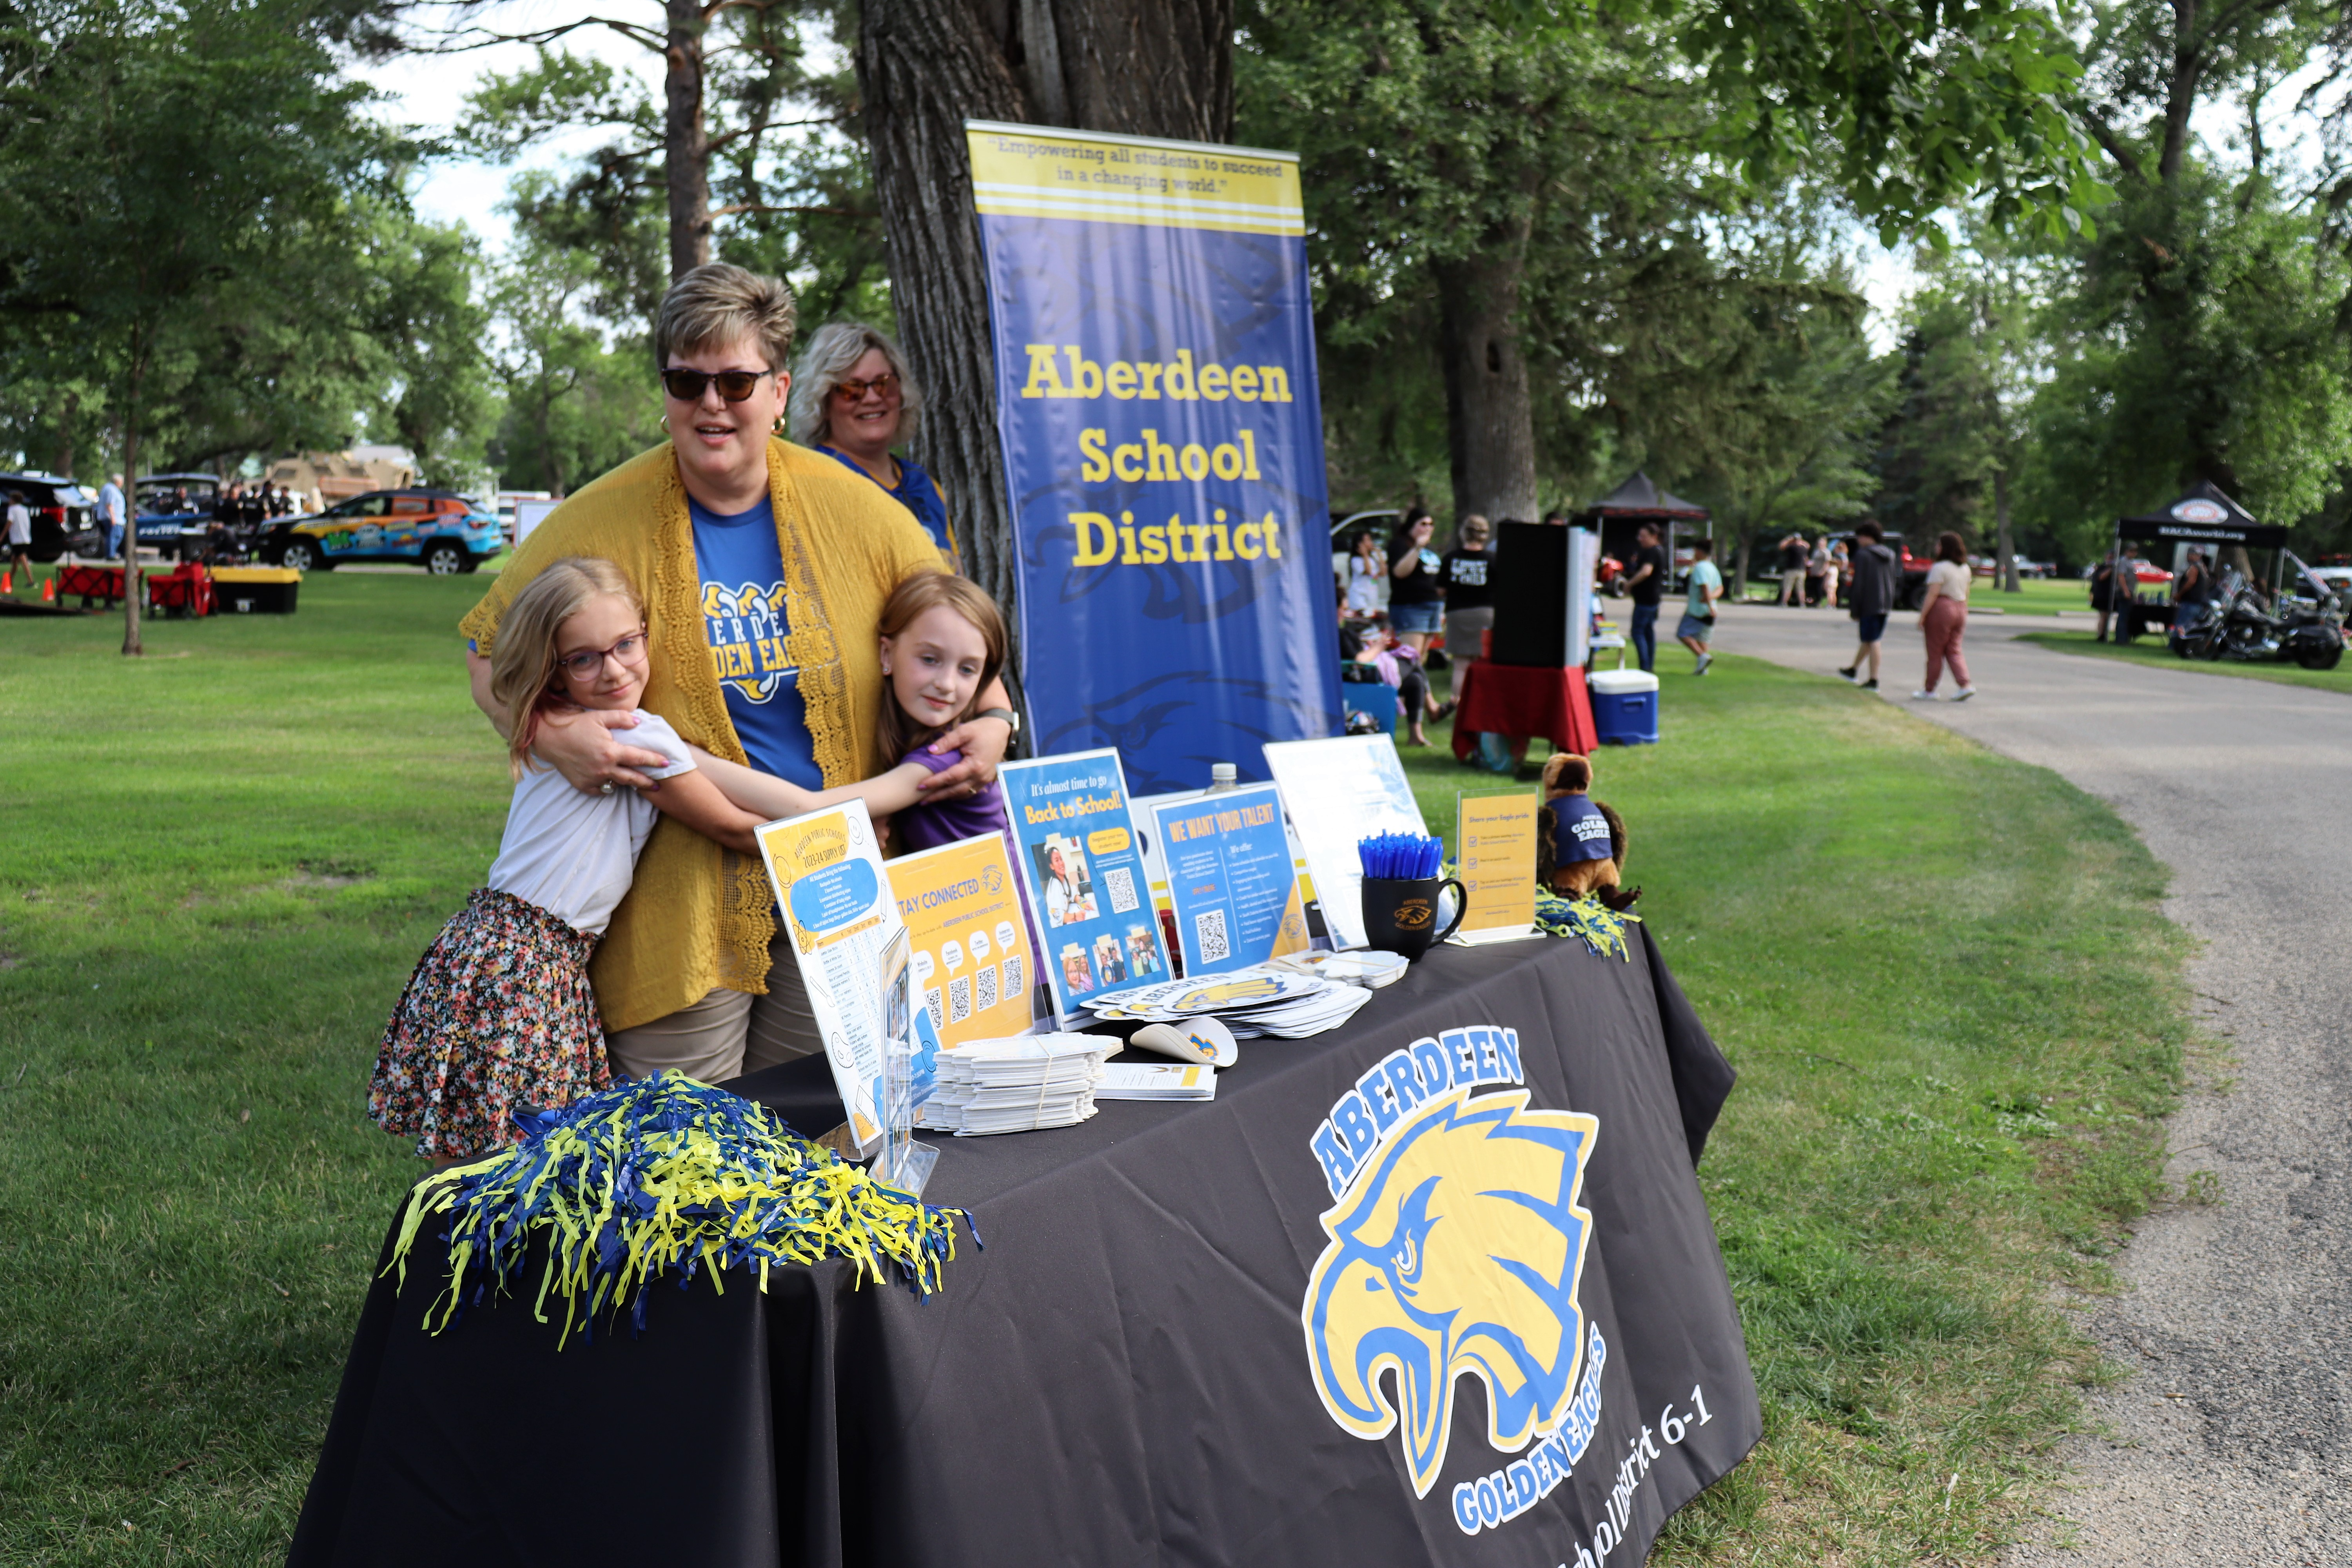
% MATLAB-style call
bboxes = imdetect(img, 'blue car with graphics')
[262,488,502,574]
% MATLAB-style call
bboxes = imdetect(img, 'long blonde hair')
[875,572,1007,763]
[489,557,644,778]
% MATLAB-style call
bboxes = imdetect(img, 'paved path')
[1699,603,2352,1564]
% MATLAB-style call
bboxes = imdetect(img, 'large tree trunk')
[1994,461,2020,593]
[121,356,143,657]
[1433,234,1539,524]
[857,0,1233,621]
[665,0,711,279]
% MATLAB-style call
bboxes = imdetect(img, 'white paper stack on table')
[1265,949,1410,989]
[920,1033,1113,1136]
[1095,1062,1218,1102]
[1081,966,1376,1039]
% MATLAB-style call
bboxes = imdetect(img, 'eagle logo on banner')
[1302,1085,1598,1499]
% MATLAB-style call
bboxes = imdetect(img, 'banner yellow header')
[965,120,1304,237]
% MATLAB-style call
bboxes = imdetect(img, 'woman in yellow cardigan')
[459,264,1015,1082]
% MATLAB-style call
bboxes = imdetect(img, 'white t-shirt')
[486,710,696,935]
[1926,560,1971,604]
[5,504,29,546]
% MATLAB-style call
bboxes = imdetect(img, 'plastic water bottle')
[1205,762,1238,794]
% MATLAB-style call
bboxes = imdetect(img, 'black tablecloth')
[289,929,1757,1567]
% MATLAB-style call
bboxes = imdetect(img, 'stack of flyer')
[1266,949,1410,990]
[1083,967,1375,1039]
[920,1034,1113,1136]
[1095,1062,1218,1102]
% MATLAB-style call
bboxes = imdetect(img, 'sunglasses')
[832,373,900,402]
[659,367,775,403]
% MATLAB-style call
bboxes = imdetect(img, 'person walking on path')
[1777,532,1809,606]
[1677,537,1722,674]
[1838,520,1899,690]
[1827,535,1849,608]
[1912,530,1976,701]
[1812,534,1838,608]
[1439,514,1494,662]
[96,473,125,559]
[1622,521,1667,672]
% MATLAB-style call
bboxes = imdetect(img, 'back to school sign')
[968,120,1343,795]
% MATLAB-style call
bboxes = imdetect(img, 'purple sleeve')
[900,745,960,777]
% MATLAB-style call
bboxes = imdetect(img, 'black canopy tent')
[1579,470,1711,580]
[2108,483,2288,641]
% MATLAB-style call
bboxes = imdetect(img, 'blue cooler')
[1588,668,1659,745]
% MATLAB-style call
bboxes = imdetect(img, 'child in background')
[691,572,1014,856]
[369,559,782,1165]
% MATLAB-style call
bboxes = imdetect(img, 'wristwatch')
[977,706,1021,736]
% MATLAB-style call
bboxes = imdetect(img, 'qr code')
[1103,865,1140,913]
[948,975,972,1024]
[1194,907,1230,963]
[976,964,998,1011]
[924,986,943,1029]
[1002,953,1024,997]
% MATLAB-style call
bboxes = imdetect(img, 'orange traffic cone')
[2,570,12,593]
[40,576,54,603]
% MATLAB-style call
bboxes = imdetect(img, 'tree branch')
[414,16,664,57]
[2074,101,2146,183]
[707,201,875,219]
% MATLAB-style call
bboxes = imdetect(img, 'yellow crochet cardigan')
[459,438,942,1032]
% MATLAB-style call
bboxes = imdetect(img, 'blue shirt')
[816,445,958,567]
[689,493,822,789]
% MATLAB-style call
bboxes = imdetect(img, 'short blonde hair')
[788,320,924,447]
[488,557,644,779]
[653,263,797,376]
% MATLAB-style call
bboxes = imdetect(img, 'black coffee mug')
[1360,876,1467,960]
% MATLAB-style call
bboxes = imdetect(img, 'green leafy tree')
[1876,249,2043,587]
[486,220,661,496]
[0,0,404,653]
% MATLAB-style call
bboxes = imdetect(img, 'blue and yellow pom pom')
[1534,888,1641,960]
[387,1073,978,1345]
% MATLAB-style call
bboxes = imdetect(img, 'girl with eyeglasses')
[374,558,786,1167]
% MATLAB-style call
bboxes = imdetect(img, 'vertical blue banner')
[967,120,1343,796]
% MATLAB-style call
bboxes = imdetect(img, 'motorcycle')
[2169,561,2345,670]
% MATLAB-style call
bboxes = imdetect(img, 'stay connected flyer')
[886,831,1039,1047]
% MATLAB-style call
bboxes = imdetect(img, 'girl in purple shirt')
[691,572,1013,855]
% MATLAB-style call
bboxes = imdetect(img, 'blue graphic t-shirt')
[815,444,958,566]
[689,494,822,789]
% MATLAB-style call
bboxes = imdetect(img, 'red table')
[1450,660,1599,765]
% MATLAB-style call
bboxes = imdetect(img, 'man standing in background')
[96,473,126,559]
[1839,521,1899,691]
[1622,521,1667,673]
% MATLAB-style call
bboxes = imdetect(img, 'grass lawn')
[1730,576,2090,615]
[1,588,2190,1564]
[1402,657,2191,1563]
[2017,628,2352,694]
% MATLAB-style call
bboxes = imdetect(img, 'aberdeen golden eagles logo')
[1302,1027,1598,1501]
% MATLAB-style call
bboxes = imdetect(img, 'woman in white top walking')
[1913,531,1976,701]
[4,491,31,593]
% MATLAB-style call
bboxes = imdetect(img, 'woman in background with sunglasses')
[789,321,959,573]
[456,263,1016,1086]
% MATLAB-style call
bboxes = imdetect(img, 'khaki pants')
[604,930,823,1084]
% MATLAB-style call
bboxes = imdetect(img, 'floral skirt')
[368,887,608,1159]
